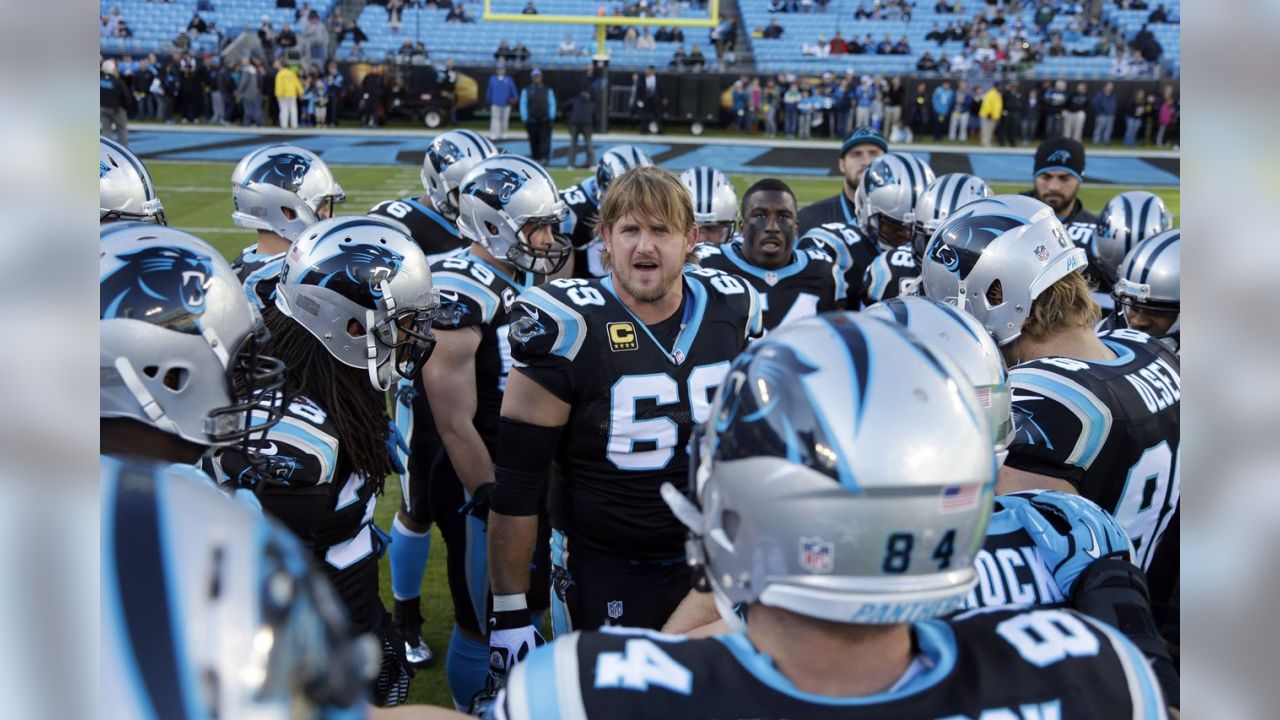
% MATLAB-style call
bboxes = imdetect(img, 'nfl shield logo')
[765,271,779,286]
[799,537,834,574]
[607,600,624,620]
[1034,244,1050,262]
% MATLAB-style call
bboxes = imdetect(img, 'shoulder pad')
[430,255,506,327]
[1010,366,1113,470]
[509,280,592,363]
[691,242,723,261]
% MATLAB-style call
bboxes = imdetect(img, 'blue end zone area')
[130,128,1179,186]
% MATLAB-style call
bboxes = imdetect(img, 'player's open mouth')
[759,238,783,251]
[633,260,659,271]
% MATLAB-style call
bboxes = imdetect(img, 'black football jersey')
[369,196,468,264]
[692,240,846,332]
[559,177,606,278]
[205,393,382,630]
[797,221,880,309]
[231,244,285,311]
[962,496,1066,611]
[862,244,922,304]
[508,270,763,559]
[430,251,535,439]
[1006,328,1180,604]
[494,607,1167,719]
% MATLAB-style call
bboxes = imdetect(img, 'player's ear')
[684,224,697,251]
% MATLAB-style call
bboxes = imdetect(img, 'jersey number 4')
[608,363,730,471]
[595,639,692,695]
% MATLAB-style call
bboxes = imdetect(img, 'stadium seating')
[99,0,1176,78]
[99,0,338,57]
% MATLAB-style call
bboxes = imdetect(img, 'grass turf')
[146,159,1179,708]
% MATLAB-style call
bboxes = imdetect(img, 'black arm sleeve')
[1071,556,1179,709]
[490,418,563,517]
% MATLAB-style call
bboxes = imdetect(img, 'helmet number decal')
[881,529,959,574]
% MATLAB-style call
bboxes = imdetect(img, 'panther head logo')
[1045,149,1072,165]
[246,152,314,193]
[713,339,852,480]
[101,246,214,333]
[100,160,111,179]
[864,161,897,193]
[296,242,405,306]
[427,138,464,174]
[462,167,526,210]
[928,214,1027,280]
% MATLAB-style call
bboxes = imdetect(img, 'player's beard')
[617,257,683,303]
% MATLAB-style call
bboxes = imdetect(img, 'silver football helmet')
[665,314,995,627]
[863,296,1013,458]
[100,222,285,446]
[1114,229,1180,348]
[275,216,440,391]
[596,145,654,200]
[102,460,378,719]
[420,129,499,221]
[100,136,166,224]
[231,145,346,242]
[854,152,936,252]
[679,166,739,244]
[456,155,571,275]
[1092,191,1174,282]
[913,173,993,261]
[920,195,1087,346]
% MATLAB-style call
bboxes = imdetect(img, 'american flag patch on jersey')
[940,485,980,512]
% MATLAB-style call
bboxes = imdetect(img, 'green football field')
[147,159,1179,708]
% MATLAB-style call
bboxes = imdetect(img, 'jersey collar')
[714,621,956,705]
[601,274,706,366]
[723,241,808,285]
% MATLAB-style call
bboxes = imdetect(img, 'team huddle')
[99,124,1180,719]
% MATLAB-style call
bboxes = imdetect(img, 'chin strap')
[364,308,388,391]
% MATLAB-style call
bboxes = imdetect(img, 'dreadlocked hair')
[265,308,394,493]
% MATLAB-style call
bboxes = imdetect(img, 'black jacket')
[565,91,596,126]
[100,72,130,110]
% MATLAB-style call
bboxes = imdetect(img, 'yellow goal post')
[481,0,721,58]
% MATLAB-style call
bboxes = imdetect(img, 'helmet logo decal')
[1034,244,1050,262]
[463,167,527,210]
[1045,149,1072,165]
[247,152,313,193]
[800,537,834,574]
[100,160,111,178]
[930,215,1026,280]
[101,246,214,332]
[428,138,463,173]
[299,243,405,303]
[864,162,897,193]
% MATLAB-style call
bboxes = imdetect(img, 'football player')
[485,166,762,680]
[1108,229,1181,355]
[103,460,378,719]
[229,144,346,310]
[488,314,1168,719]
[920,195,1180,639]
[679,165,739,246]
[370,129,497,264]
[692,178,845,331]
[558,144,653,277]
[1090,191,1174,308]
[795,125,887,234]
[796,220,873,308]
[865,296,1178,708]
[855,152,936,306]
[369,129,498,670]
[419,155,566,709]
[101,222,284,468]
[1023,137,1098,251]
[863,172,993,301]
[100,136,166,225]
[207,215,440,707]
